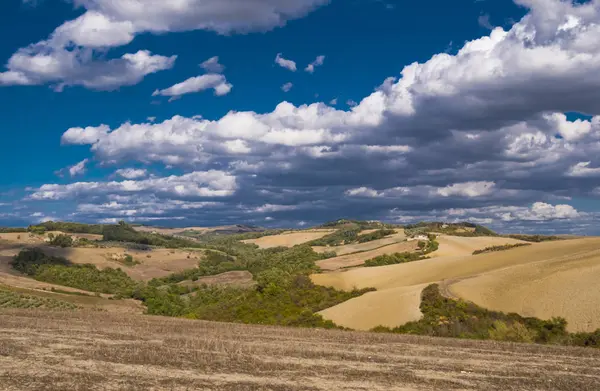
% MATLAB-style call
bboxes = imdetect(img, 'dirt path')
[1,310,599,391]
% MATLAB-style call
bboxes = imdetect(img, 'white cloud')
[30,171,237,200]
[345,187,382,198]
[568,161,600,177]
[346,99,357,107]
[200,56,225,73]
[305,55,325,73]
[436,181,495,198]
[500,202,581,221]
[275,53,297,71]
[281,82,293,92]
[0,47,176,91]
[68,159,89,177]
[2,1,328,90]
[62,125,110,145]
[153,74,233,99]
[115,168,148,179]
[329,98,338,105]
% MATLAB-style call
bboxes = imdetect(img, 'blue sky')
[1,0,600,234]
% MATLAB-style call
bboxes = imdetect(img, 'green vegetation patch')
[12,248,138,296]
[0,287,79,310]
[140,274,374,328]
[29,221,105,235]
[0,227,27,233]
[364,252,426,267]
[472,243,532,255]
[505,234,564,242]
[405,222,497,237]
[374,284,600,348]
[102,221,201,248]
[356,229,396,243]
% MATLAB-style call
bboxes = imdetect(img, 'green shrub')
[364,252,425,267]
[472,243,531,255]
[308,228,361,246]
[506,234,563,242]
[489,320,536,343]
[49,234,74,248]
[29,221,104,235]
[356,229,396,243]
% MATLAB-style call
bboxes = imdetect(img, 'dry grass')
[242,230,335,249]
[1,309,600,391]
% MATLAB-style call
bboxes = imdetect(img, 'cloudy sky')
[2,0,600,234]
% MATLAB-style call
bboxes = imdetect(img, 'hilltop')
[1,218,600,390]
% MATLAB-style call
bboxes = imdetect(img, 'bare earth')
[242,230,335,249]
[313,229,407,256]
[316,241,419,271]
[1,310,599,391]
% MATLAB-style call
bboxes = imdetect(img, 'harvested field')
[42,246,204,281]
[313,237,600,332]
[447,238,600,332]
[316,240,419,271]
[429,235,527,258]
[1,310,600,391]
[318,284,427,330]
[313,229,407,256]
[242,230,335,249]
[178,271,256,289]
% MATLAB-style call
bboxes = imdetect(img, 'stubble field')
[1,309,600,391]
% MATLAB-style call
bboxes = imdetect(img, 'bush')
[102,221,200,248]
[506,234,563,242]
[364,252,425,267]
[49,234,74,248]
[472,243,531,255]
[308,228,361,246]
[356,229,396,243]
[489,321,536,343]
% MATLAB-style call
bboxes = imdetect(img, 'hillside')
[2,309,599,391]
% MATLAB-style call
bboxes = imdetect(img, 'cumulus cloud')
[114,168,148,179]
[29,171,237,201]
[68,159,89,177]
[200,56,225,73]
[2,1,328,90]
[305,55,325,73]
[0,47,176,91]
[153,74,233,99]
[22,0,600,233]
[275,53,297,71]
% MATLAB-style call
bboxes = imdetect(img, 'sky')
[2,0,600,234]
